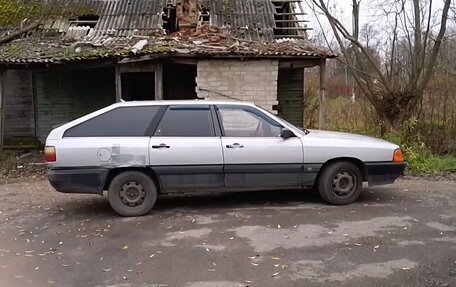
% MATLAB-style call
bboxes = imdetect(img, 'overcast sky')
[305,0,360,41]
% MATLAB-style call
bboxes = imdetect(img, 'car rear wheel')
[318,161,362,205]
[108,171,158,217]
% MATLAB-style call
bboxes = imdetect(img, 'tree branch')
[416,0,452,95]
[0,22,41,45]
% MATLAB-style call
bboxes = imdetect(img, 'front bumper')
[47,168,109,195]
[365,162,407,186]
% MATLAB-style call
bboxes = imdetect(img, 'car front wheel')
[318,161,362,205]
[108,171,158,217]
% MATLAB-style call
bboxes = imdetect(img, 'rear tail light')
[44,146,56,162]
[393,148,404,163]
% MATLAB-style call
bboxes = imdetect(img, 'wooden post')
[302,67,306,128]
[31,70,39,147]
[318,58,326,130]
[155,63,163,100]
[0,69,5,153]
[115,65,122,102]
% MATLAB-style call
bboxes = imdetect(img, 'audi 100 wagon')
[45,101,406,216]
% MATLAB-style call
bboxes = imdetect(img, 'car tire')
[318,161,362,205]
[108,171,158,217]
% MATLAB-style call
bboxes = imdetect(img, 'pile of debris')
[0,21,334,63]
[134,23,333,57]
[60,23,333,58]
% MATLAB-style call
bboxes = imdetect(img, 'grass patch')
[406,153,456,174]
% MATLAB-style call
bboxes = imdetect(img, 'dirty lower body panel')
[47,167,109,195]
[366,162,407,186]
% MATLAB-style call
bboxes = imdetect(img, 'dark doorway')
[277,68,304,127]
[163,63,197,100]
[121,72,155,101]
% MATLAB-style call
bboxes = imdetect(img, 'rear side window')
[64,106,159,137]
[154,106,214,137]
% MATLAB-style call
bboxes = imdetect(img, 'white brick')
[196,60,278,107]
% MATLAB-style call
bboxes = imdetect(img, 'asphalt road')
[0,178,455,287]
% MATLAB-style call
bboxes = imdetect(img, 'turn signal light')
[393,148,404,163]
[44,146,56,162]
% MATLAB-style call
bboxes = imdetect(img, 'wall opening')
[199,6,210,23]
[163,63,197,100]
[121,72,156,101]
[70,15,100,28]
[272,0,308,38]
[277,68,304,127]
[162,3,178,34]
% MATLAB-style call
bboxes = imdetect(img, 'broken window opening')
[70,15,100,28]
[162,3,178,34]
[272,0,308,39]
[198,6,210,24]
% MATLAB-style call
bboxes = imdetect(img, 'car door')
[216,104,304,189]
[149,105,224,191]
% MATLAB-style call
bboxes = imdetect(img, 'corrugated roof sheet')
[1,0,281,41]
[0,0,335,64]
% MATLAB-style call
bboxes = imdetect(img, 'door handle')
[226,143,244,148]
[152,143,170,149]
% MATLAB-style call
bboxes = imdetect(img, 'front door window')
[217,106,282,137]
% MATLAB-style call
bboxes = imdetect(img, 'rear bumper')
[47,168,109,195]
[365,162,407,186]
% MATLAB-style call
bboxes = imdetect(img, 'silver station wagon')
[45,101,406,216]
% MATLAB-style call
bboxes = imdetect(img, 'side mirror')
[280,128,295,139]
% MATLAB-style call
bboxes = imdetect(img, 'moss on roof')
[0,0,94,26]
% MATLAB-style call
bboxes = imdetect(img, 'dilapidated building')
[0,0,334,149]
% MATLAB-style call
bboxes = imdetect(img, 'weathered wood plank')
[318,58,326,130]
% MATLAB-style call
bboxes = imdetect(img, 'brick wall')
[196,60,279,113]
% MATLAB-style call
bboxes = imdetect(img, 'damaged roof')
[0,0,335,64]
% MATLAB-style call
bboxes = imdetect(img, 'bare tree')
[312,0,452,132]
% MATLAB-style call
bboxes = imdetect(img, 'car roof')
[112,100,256,108]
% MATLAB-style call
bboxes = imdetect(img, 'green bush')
[384,123,456,174]
[319,97,456,174]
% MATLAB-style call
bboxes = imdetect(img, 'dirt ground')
[0,151,46,185]
[0,177,455,287]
